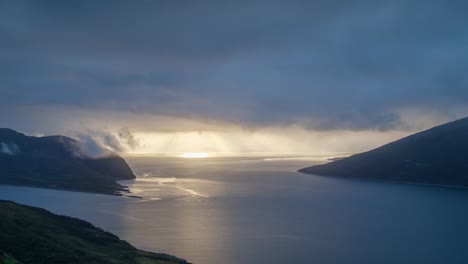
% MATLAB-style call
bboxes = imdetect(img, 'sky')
[1,0,467,155]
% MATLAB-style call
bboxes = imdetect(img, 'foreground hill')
[0,200,189,264]
[299,117,468,187]
[0,128,135,195]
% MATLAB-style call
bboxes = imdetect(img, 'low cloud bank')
[0,142,21,155]
[2,105,467,156]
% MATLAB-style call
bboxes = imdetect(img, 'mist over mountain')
[0,128,135,195]
[299,117,468,187]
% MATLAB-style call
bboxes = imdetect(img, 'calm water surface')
[2,155,468,264]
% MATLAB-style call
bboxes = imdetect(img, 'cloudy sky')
[1,0,467,155]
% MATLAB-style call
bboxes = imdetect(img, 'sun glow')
[179,152,210,159]
[118,129,410,157]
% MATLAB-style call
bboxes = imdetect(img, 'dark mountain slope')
[0,200,189,264]
[299,117,468,186]
[0,128,135,195]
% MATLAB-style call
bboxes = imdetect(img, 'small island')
[0,128,135,195]
[0,200,190,264]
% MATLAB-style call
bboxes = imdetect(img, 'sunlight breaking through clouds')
[119,128,411,156]
[179,152,211,159]
[4,105,468,157]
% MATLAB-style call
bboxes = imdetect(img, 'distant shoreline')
[298,171,468,191]
[0,183,143,198]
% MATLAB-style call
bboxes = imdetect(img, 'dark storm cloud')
[1,0,467,131]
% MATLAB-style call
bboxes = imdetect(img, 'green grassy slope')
[1,251,21,264]
[0,200,190,264]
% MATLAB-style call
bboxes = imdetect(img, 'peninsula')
[0,128,135,195]
[299,117,468,187]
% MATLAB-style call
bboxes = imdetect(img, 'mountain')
[299,117,468,187]
[0,128,135,195]
[0,200,190,264]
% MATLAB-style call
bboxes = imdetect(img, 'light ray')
[179,152,210,159]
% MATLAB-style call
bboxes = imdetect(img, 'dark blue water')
[2,155,468,264]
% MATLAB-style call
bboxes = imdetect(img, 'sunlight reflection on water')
[2,155,468,264]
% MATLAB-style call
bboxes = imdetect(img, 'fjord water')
[2,155,468,264]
